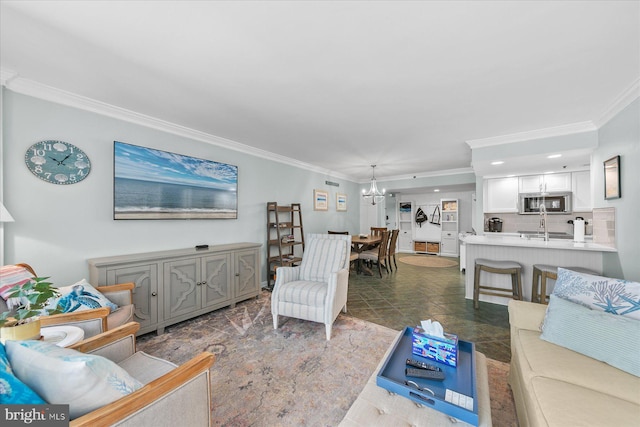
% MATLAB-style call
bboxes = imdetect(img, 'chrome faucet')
[539,204,549,241]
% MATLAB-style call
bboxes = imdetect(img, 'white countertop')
[461,234,617,252]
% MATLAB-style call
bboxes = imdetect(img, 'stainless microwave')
[519,192,572,214]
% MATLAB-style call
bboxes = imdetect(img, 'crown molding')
[595,77,640,128]
[367,167,475,184]
[0,69,18,86]
[0,69,354,182]
[466,121,597,149]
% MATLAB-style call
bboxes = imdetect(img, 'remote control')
[406,358,441,371]
[405,367,446,381]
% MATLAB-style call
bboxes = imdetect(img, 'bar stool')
[531,264,599,304]
[474,259,523,309]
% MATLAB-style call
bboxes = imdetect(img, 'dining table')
[351,234,382,275]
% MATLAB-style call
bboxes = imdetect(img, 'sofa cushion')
[553,268,640,320]
[0,342,45,404]
[512,328,640,407]
[530,376,640,426]
[299,238,346,282]
[541,294,640,377]
[5,340,143,419]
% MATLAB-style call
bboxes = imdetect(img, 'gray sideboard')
[88,243,262,335]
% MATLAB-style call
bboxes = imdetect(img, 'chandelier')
[362,165,385,205]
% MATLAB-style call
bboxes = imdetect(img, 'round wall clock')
[24,140,91,185]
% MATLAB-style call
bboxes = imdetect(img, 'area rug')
[399,255,458,268]
[136,291,517,426]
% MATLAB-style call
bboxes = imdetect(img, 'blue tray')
[376,327,478,426]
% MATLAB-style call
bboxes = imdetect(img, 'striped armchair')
[271,233,352,340]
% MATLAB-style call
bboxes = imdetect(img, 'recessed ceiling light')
[491,161,504,165]
[434,189,440,192]
[547,154,562,159]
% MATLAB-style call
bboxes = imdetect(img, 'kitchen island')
[461,234,617,305]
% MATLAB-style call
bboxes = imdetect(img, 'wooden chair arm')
[40,307,110,331]
[68,322,140,353]
[15,263,37,276]
[95,282,135,294]
[69,351,215,427]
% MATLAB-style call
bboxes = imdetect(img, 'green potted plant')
[0,276,62,343]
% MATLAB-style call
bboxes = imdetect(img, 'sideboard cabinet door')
[234,248,260,301]
[106,263,159,334]
[202,254,232,309]
[164,258,201,321]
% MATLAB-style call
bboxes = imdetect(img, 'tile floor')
[346,253,512,363]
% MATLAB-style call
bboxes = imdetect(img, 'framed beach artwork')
[314,189,328,211]
[113,141,238,219]
[336,193,347,211]
[603,155,621,200]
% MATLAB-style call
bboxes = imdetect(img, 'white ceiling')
[1,1,638,182]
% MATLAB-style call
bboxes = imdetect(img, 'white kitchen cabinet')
[572,170,592,212]
[519,173,571,193]
[484,177,519,213]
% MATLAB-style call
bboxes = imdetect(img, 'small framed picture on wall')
[336,193,347,211]
[603,155,621,200]
[314,189,328,211]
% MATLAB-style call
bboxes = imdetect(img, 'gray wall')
[2,91,361,285]
[594,98,640,281]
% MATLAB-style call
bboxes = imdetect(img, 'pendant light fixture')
[362,165,385,205]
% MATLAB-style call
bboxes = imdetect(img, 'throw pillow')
[299,238,347,282]
[0,342,45,404]
[47,279,118,314]
[5,340,143,419]
[552,268,640,320]
[541,295,640,377]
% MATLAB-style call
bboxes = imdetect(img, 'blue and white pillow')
[0,342,45,404]
[46,279,118,314]
[552,268,640,320]
[5,340,142,419]
[541,295,640,377]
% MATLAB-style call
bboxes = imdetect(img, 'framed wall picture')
[314,189,328,211]
[336,193,347,211]
[603,155,621,200]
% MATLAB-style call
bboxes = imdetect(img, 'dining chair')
[358,230,390,278]
[387,229,399,271]
[370,227,387,236]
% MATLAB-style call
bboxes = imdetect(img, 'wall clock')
[24,140,91,185]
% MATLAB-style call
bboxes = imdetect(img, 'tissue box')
[411,327,458,367]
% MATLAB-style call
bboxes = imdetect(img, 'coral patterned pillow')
[552,268,640,320]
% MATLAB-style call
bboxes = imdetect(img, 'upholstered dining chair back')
[358,230,390,278]
[387,229,400,271]
[370,227,387,236]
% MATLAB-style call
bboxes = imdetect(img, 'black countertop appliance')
[488,217,503,232]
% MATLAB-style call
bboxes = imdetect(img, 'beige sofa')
[508,299,640,426]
